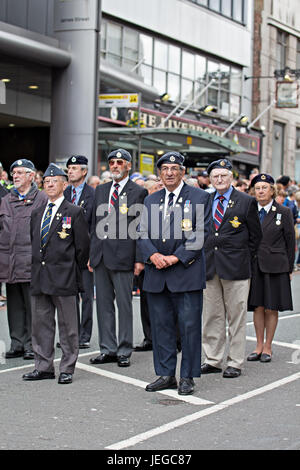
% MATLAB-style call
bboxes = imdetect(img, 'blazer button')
[41,261,45,265]
[162,239,166,243]
[214,246,218,251]
[215,232,219,236]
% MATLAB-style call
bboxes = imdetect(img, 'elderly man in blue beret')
[0,158,48,359]
[64,155,95,349]
[138,151,211,395]
[201,159,262,378]
[89,149,148,368]
[23,163,90,384]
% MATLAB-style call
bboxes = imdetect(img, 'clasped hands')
[150,252,179,270]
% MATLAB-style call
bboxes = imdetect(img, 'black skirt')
[248,260,293,312]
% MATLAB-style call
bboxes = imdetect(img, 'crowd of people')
[0,152,298,394]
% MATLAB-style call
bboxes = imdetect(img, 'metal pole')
[247,99,276,130]
[177,79,216,117]
[221,113,245,137]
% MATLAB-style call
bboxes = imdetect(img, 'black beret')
[207,159,232,175]
[66,155,88,166]
[157,151,185,168]
[250,173,275,187]
[10,158,35,173]
[43,163,67,178]
[107,148,132,162]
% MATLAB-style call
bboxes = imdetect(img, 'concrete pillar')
[50,0,101,174]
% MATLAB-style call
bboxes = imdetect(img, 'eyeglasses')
[108,159,126,166]
[160,166,181,173]
[43,178,64,185]
[11,170,31,177]
[211,173,230,181]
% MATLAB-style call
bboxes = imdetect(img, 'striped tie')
[41,203,55,248]
[71,187,76,204]
[110,183,120,210]
[214,196,225,230]
[166,192,174,215]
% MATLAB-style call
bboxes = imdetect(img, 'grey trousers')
[31,294,79,374]
[6,282,32,352]
[94,262,134,357]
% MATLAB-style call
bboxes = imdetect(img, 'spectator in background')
[197,170,210,189]
[35,170,44,190]
[87,175,101,189]
[235,179,249,192]
[283,185,298,225]
[295,191,300,269]
[0,159,48,359]
[276,175,291,190]
[275,187,287,205]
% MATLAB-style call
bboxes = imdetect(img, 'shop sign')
[276,81,298,108]
[99,93,139,108]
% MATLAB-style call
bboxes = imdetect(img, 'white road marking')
[247,312,300,326]
[246,336,300,350]
[105,371,300,450]
[75,361,214,406]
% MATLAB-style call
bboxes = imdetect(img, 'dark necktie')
[214,195,225,230]
[167,192,175,213]
[259,207,266,223]
[41,203,55,248]
[71,187,76,204]
[110,183,120,210]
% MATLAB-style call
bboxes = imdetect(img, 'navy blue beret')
[67,155,88,166]
[43,163,67,178]
[10,158,35,173]
[107,148,132,162]
[157,151,185,168]
[250,173,275,187]
[207,159,232,175]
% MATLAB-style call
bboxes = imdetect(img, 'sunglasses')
[108,159,126,166]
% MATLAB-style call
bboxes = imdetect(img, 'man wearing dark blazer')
[138,152,211,395]
[23,163,90,384]
[89,149,148,367]
[201,159,262,378]
[64,155,95,348]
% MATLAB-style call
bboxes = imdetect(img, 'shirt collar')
[165,180,184,200]
[258,199,274,213]
[47,195,65,209]
[214,185,233,201]
[113,176,129,191]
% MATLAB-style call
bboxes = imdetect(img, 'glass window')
[219,64,230,90]
[207,60,219,81]
[182,51,195,79]
[154,40,168,69]
[140,34,153,65]
[230,94,240,117]
[153,69,166,94]
[233,0,243,22]
[181,78,194,103]
[220,91,230,116]
[197,0,208,5]
[276,30,287,69]
[207,87,218,108]
[168,73,180,102]
[209,0,220,12]
[168,45,181,74]
[297,40,300,69]
[100,21,107,52]
[195,55,206,82]
[107,23,122,56]
[221,0,232,17]
[139,64,152,86]
[231,67,242,94]
[124,29,139,62]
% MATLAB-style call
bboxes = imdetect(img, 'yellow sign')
[99,93,139,108]
[140,154,154,175]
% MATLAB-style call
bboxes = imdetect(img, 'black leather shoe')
[23,350,34,360]
[146,376,177,392]
[178,378,195,395]
[134,340,152,351]
[260,353,272,363]
[89,353,117,365]
[223,366,241,378]
[79,342,90,349]
[22,369,55,381]
[58,373,73,384]
[247,352,262,361]
[5,349,24,359]
[117,355,130,367]
[201,363,222,374]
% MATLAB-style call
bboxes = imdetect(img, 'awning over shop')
[98,127,246,157]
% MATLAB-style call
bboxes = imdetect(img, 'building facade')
[0,0,264,178]
[252,0,300,180]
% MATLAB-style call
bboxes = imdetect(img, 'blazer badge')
[58,217,71,239]
[181,218,192,231]
[229,216,241,228]
[119,203,128,214]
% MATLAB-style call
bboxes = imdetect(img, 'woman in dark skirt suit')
[247,173,295,363]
